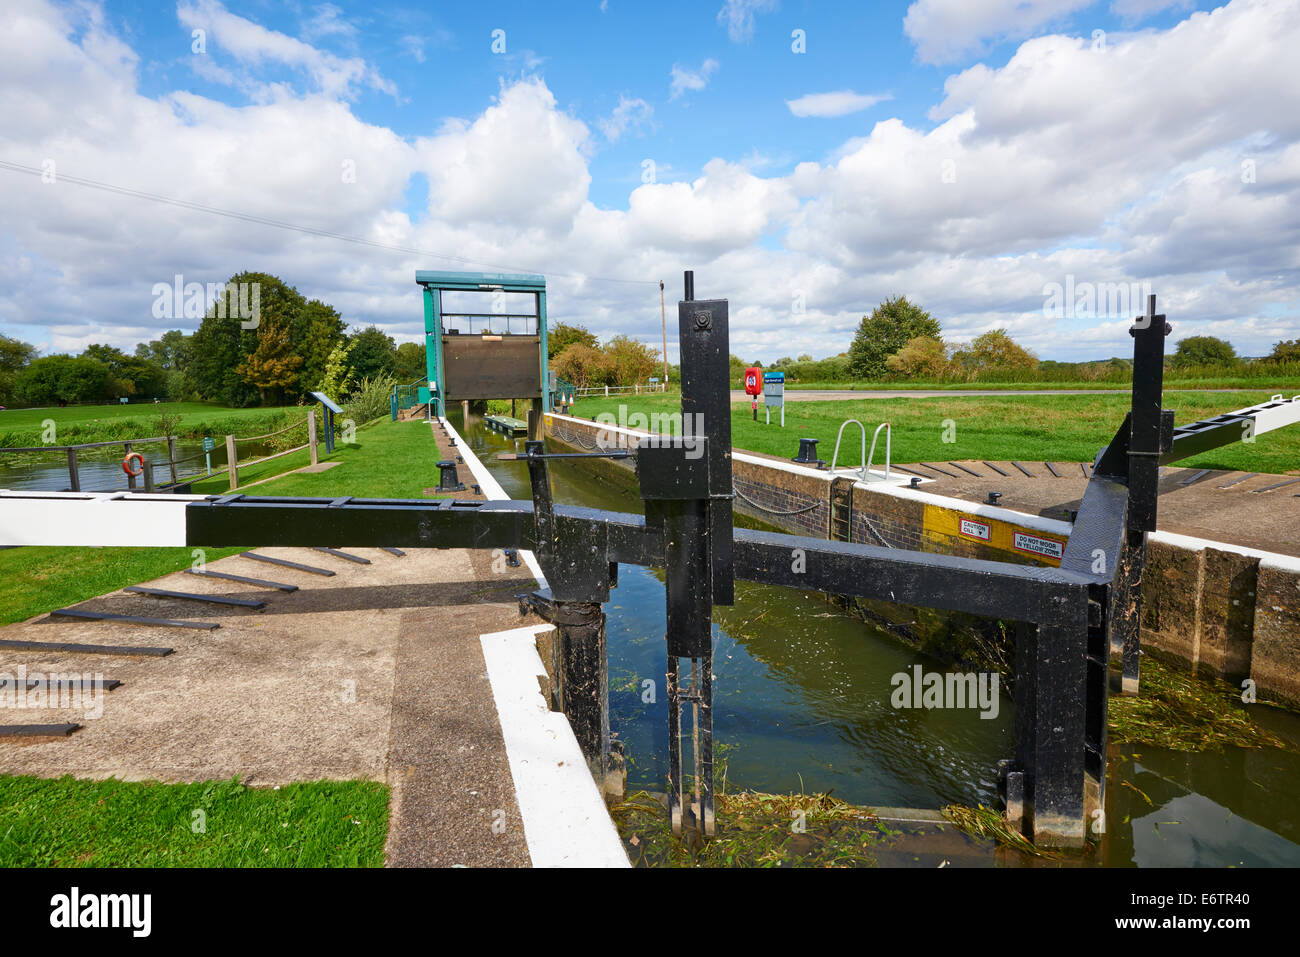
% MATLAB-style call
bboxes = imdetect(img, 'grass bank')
[568,390,1300,474]
[0,775,388,867]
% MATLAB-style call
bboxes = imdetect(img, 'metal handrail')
[829,419,867,482]
[866,423,891,480]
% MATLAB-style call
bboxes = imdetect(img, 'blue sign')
[763,371,785,407]
[309,391,343,415]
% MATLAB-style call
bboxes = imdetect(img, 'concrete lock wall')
[544,413,1300,708]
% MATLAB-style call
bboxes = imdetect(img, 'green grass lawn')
[569,390,1300,475]
[200,418,446,498]
[0,419,445,626]
[0,775,389,867]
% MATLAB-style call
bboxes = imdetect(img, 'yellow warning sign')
[923,504,1067,567]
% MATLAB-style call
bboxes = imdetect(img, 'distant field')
[0,402,303,449]
[569,390,1300,475]
[737,377,1300,392]
[0,401,287,431]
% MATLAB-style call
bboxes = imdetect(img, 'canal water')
[457,412,1300,867]
[0,438,271,492]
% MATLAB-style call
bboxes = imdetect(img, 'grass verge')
[568,390,1300,474]
[0,775,389,867]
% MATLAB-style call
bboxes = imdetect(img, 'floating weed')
[1107,656,1294,752]
[940,803,1058,860]
[611,790,886,867]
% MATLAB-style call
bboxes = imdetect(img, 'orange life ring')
[122,452,145,476]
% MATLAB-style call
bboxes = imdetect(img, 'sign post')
[202,435,215,474]
[763,371,785,426]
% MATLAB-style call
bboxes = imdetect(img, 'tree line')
[736,296,1300,385]
[0,272,427,409]
[547,323,664,389]
[4,283,1294,409]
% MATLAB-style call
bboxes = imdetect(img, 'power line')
[0,159,658,287]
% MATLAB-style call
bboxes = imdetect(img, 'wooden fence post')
[226,434,238,491]
[167,436,178,484]
[66,448,80,492]
[124,442,135,491]
[307,412,319,466]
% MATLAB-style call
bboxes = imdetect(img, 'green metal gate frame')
[415,270,549,419]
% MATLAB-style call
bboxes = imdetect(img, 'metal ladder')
[829,476,855,542]
[830,419,891,482]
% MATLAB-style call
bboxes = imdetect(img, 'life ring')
[122,452,145,477]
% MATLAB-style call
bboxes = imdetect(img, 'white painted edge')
[0,490,192,546]
[480,623,630,868]
[438,416,548,589]
[1149,530,1300,572]
[545,412,1074,537]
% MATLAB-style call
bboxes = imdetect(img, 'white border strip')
[546,412,1074,537]
[480,624,630,868]
[0,490,192,546]
[438,416,547,588]
[1150,530,1300,572]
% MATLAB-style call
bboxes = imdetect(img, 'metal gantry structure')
[4,281,1298,848]
[415,270,550,421]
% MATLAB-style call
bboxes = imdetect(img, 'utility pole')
[659,279,669,388]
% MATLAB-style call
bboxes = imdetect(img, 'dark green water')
[458,412,1300,866]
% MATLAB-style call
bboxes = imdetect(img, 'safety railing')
[0,412,321,494]
[829,419,892,483]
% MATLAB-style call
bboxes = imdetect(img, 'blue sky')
[1,0,1297,363]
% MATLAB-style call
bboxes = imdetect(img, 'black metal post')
[1013,602,1090,847]
[1119,294,1171,693]
[518,440,617,797]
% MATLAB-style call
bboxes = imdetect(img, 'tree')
[189,273,301,406]
[847,296,941,379]
[236,313,303,406]
[394,341,426,382]
[0,333,37,405]
[604,335,660,386]
[186,272,343,406]
[317,340,354,402]
[81,344,167,398]
[347,326,397,382]
[293,300,347,394]
[14,355,109,406]
[885,336,951,379]
[134,330,190,371]
[553,343,610,389]
[950,329,1038,378]
[1171,335,1237,369]
[547,322,598,360]
[1266,339,1300,363]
